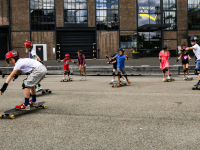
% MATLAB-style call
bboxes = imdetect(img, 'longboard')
[60,78,73,82]
[37,89,52,94]
[163,78,175,82]
[112,81,127,88]
[0,101,46,119]
[184,77,193,81]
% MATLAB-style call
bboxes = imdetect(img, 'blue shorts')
[196,60,200,71]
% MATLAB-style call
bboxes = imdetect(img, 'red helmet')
[65,54,70,57]
[5,50,19,60]
[24,41,33,48]
[182,46,187,50]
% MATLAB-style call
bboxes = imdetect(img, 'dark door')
[0,30,8,60]
[57,30,95,59]
[36,46,43,61]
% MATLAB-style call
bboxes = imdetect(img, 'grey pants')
[24,65,47,88]
[117,68,126,75]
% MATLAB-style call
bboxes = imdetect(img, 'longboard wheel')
[42,91,45,94]
[43,105,47,109]
[124,83,127,85]
[192,87,196,90]
[173,79,175,81]
[117,85,120,88]
[112,85,114,87]
[10,115,15,119]
[0,114,3,119]
[168,80,171,82]
[49,91,52,94]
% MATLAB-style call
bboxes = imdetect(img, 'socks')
[24,98,29,106]
[32,95,36,102]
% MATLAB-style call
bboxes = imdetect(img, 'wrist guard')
[160,59,162,63]
[106,56,109,58]
[13,74,18,79]
[176,59,179,62]
[0,83,8,93]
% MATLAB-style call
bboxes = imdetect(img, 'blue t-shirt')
[115,54,126,68]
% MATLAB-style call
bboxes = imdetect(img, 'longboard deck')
[163,78,175,82]
[0,101,46,119]
[185,78,193,81]
[60,78,73,82]
[36,89,52,94]
[112,82,127,88]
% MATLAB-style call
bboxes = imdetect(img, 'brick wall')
[56,0,64,27]
[0,0,9,25]
[11,32,29,58]
[164,40,177,50]
[97,31,119,58]
[163,31,177,40]
[119,0,137,30]
[88,0,95,27]
[177,0,187,30]
[177,31,187,45]
[31,32,56,60]
[10,0,29,31]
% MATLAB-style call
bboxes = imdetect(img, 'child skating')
[0,50,47,110]
[57,54,76,82]
[24,41,43,91]
[77,50,87,80]
[112,48,131,87]
[159,45,172,82]
[106,53,117,83]
[176,46,192,80]
[185,36,200,87]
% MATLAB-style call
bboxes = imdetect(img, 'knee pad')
[165,68,168,72]
[163,69,166,73]
[123,74,127,78]
[117,72,121,76]
[112,71,115,76]
[185,68,189,72]
[64,71,67,75]
[183,69,187,73]
[195,69,198,75]
[67,71,70,75]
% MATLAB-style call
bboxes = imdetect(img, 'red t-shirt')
[63,58,72,66]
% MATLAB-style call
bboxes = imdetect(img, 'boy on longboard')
[0,51,47,110]
[186,36,200,86]
[112,48,131,87]
[57,54,76,81]
[24,41,43,91]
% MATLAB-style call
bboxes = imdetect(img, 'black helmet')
[190,36,198,42]
[163,45,168,50]
[111,53,116,57]
[118,48,125,53]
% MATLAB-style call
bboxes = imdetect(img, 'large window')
[64,0,88,25]
[138,0,161,27]
[120,35,137,49]
[30,0,55,31]
[188,0,200,29]
[96,0,119,30]
[163,0,177,30]
[138,31,161,56]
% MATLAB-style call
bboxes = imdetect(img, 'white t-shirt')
[193,44,200,60]
[14,58,43,73]
[29,48,37,60]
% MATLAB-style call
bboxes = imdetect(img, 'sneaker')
[167,76,170,79]
[187,76,191,78]
[183,78,186,80]
[162,79,165,81]
[111,79,115,82]
[80,77,84,80]
[194,81,200,86]
[15,103,30,110]
[29,100,38,106]
[85,77,87,81]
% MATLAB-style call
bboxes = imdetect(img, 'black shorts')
[182,60,189,65]
[113,63,117,69]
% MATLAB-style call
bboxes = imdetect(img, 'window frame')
[30,0,56,31]
[63,0,88,26]
[120,35,137,49]
[95,0,119,31]
[188,0,200,30]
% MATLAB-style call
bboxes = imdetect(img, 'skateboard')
[0,101,47,119]
[36,89,52,94]
[184,77,193,81]
[60,78,73,82]
[163,78,175,82]
[192,84,200,90]
[112,81,127,88]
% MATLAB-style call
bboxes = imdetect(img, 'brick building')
[0,0,198,60]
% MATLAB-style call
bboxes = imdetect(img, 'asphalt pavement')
[0,75,200,150]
